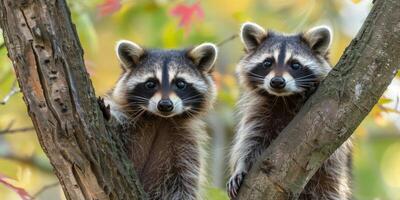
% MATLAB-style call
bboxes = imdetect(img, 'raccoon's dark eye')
[175,80,187,90]
[291,62,302,70]
[145,80,157,89]
[262,58,274,68]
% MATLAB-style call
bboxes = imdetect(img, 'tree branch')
[0,0,146,199]
[32,182,60,199]
[0,120,34,135]
[0,80,20,105]
[217,34,238,47]
[237,0,400,199]
[0,127,34,134]
[0,151,53,173]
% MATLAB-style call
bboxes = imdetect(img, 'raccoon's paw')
[227,171,247,199]
[97,97,111,121]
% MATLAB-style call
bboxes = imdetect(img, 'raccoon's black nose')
[270,77,286,89]
[157,99,174,112]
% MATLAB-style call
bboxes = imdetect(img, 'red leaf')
[97,0,121,17]
[0,173,32,200]
[170,1,204,34]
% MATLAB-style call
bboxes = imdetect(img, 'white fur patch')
[148,92,161,114]
[126,74,155,89]
[147,92,185,117]
[293,55,331,78]
[262,71,303,96]
[176,73,208,93]
[170,93,184,114]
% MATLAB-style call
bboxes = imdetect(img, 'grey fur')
[228,22,352,200]
[105,41,217,200]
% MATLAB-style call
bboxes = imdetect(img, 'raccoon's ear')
[303,26,332,55]
[116,40,144,70]
[188,43,218,73]
[240,22,267,52]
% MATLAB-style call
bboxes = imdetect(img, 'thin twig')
[0,151,53,172]
[378,105,400,114]
[0,127,35,135]
[217,34,239,47]
[0,120,34,135]
[0,80,20,105]
[32,182,60,199]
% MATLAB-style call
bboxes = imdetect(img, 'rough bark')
[236,0,400,199]
[0,0,146,199]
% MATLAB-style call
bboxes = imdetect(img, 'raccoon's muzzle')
[270,76,286,89]
[157,99,174,112]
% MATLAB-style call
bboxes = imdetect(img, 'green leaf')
[378,98,393,105]
[204,187,229,200]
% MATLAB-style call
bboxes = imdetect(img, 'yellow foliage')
[352,0,363,4]
[208,0,252,15]
[162,21,184,48]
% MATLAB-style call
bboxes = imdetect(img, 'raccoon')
[227,22,352,200]
[101,40,218,200]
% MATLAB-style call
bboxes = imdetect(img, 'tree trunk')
[0,0,146,199]
[236,0,400,199]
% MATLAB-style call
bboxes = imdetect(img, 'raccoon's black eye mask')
[261,57,274,68]
[144,79,158,90]
[287,59,302,70]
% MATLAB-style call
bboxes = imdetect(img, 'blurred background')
[0,0,399,199]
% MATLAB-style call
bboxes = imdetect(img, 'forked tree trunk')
[0,0,399,200]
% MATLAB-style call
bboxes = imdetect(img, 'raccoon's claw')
[227,171,247,199]
[97,97,111,121]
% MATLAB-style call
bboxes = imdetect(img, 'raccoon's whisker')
[182,94,204,101]
[287,79,318,84]
[127,96,150,101]
[286,74,316,83]
[295,78,318,82]
[246,71,264,79]
[127,107,146,124]
[295,81,317,85]
[186,109,202,120]
[294,74,316,80]
[296,84,315,89]
[126,108,145,117]
[132,107,145,116]
[127,95,148,99]
[287,77,317,84]
[116,103,136,109]
[281,97,290,112]
[296,83,315,86]
[128,99,148,103]
[249,77,265,82]
[184,98,204,103]
[128,100,148,105]
[272,96,279,108]
[248,73,263,79]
